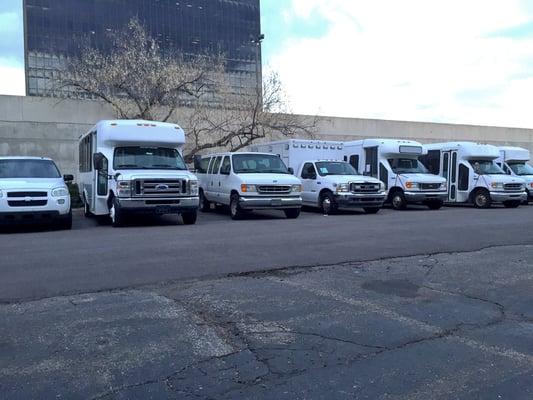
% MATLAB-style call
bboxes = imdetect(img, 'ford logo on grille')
[155,184,169,191]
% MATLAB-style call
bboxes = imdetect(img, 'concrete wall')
[1,94,533,177]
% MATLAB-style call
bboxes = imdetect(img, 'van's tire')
[363,207,380,214]
[284,208,301,219]
[110,197,125,227]
[472,189,492,209]
[390,190,408,210]
[83,197,93,218]
[199,190,211,212]
[230,193,244,220]
[58,210,73,230]
[426,200,444,210]
[181,210,198,225]
[503,200,521,208]
[320,191,338,214]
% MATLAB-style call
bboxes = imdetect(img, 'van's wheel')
[320,192,338,215]
[284,208,301,219]
[426,200,443,210]
[199,190,211,212]
[83,197,93,218]
[58,209,73,230]
[230,194,244,220]
[363,207,380,214]
[109,197,125,227]
[473,189,492,209]
[390,190,407,210]
[181,210,198,225]
[503,200,521,208]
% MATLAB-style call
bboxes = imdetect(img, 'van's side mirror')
[288,167,294,175]
[193,155,202,172]
[63,174,74,182]
[93,153,104,171]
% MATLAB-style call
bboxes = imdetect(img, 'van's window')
[0,159,61,178]
[508,162,533,176]
[232,154,289,174]
[113,147,186,170]
[469,160,505,175]
[380,162,389,189]
[458,164,469,191]
[316,161,357,176]
[220,156,231,175]
[211,156,223,174]
[301,163,317,179]
[197,157,211,174]
[387,158,429,174]
[79,133,94,172]
[349,155,359,171]
[420,150,440,174]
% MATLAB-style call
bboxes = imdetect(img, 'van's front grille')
[350,183,381,193]
[7,191,47,198]
[504,183,523,191]
[257,185,291,194]
[8,200,48,207]
[133,179,188,197]
[420,183,441,191]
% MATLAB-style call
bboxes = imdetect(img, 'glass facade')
[23,0,262,98]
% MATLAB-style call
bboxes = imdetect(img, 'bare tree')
[60,18,317,157]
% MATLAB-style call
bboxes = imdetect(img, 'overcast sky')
[2,0,533,128]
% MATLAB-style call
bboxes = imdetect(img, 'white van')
[342,139,447,210]
[78,120,199,227]
[0,157,72,229]
[496,146,533,203]
[251,140,386,214]
[422,142,526,208]
[194,152,303,220]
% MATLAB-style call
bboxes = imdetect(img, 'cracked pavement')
[1,243,533,399]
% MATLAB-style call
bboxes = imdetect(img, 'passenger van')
[422,142,526,208]
[78,120,199,227]
[496,146,533,203]
[251,140,386,214]
[342,139,447,210]
[194,152,303,220]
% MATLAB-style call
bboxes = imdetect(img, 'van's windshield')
[232,154,289,174]
[0,159,61,178]
[388,158,429,174]
[469,160,504,175]
[508,162,533,176]
[316,161,358,176]
[114,147,187,170]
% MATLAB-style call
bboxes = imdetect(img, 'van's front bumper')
[334,192,387,208]
[490,191,527,202]
[0,210,67,225]
[404,191,448,203]
[239,196,302,210]
[117,197,199,214]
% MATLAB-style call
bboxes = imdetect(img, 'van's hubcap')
[231,199,237,216]
[392,195,403,208]
[322,197,331,214]
[476,194,488,207]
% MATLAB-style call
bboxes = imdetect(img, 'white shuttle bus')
[422,142,526,208]
[78,120,199,227]
[342,139,447,210]
[251,140,386,214]
[496,146,533,203]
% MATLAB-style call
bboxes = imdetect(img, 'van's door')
[218,156,232,205]
[300,162,318,205]
[441,151,457,202]
[364,147,379,178]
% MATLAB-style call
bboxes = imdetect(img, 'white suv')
[195,152,303,220]
[0,157,72,229]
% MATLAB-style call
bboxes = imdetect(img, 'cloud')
[267,0,533,128]
[0,0,24,95]
[0,62,25,95]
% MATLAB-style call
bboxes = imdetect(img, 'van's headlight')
[116,180,131,197]
[291,184,303,193]
[335,183,350,193]
[51,187,69,197]
[491,182,504,190]
[405,182,419,190]
[380,182,386,191]
[189,180,199,196]
[241,184,256,193]
[440,182,447,190]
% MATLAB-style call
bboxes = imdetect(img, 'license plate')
[271,199,282,206]
[155,205,172,215]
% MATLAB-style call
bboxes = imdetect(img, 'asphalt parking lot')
[1,206,533,399]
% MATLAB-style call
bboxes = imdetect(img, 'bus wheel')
[473,189,492,209]
[110,197,125,227]
[391,191,407,210]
